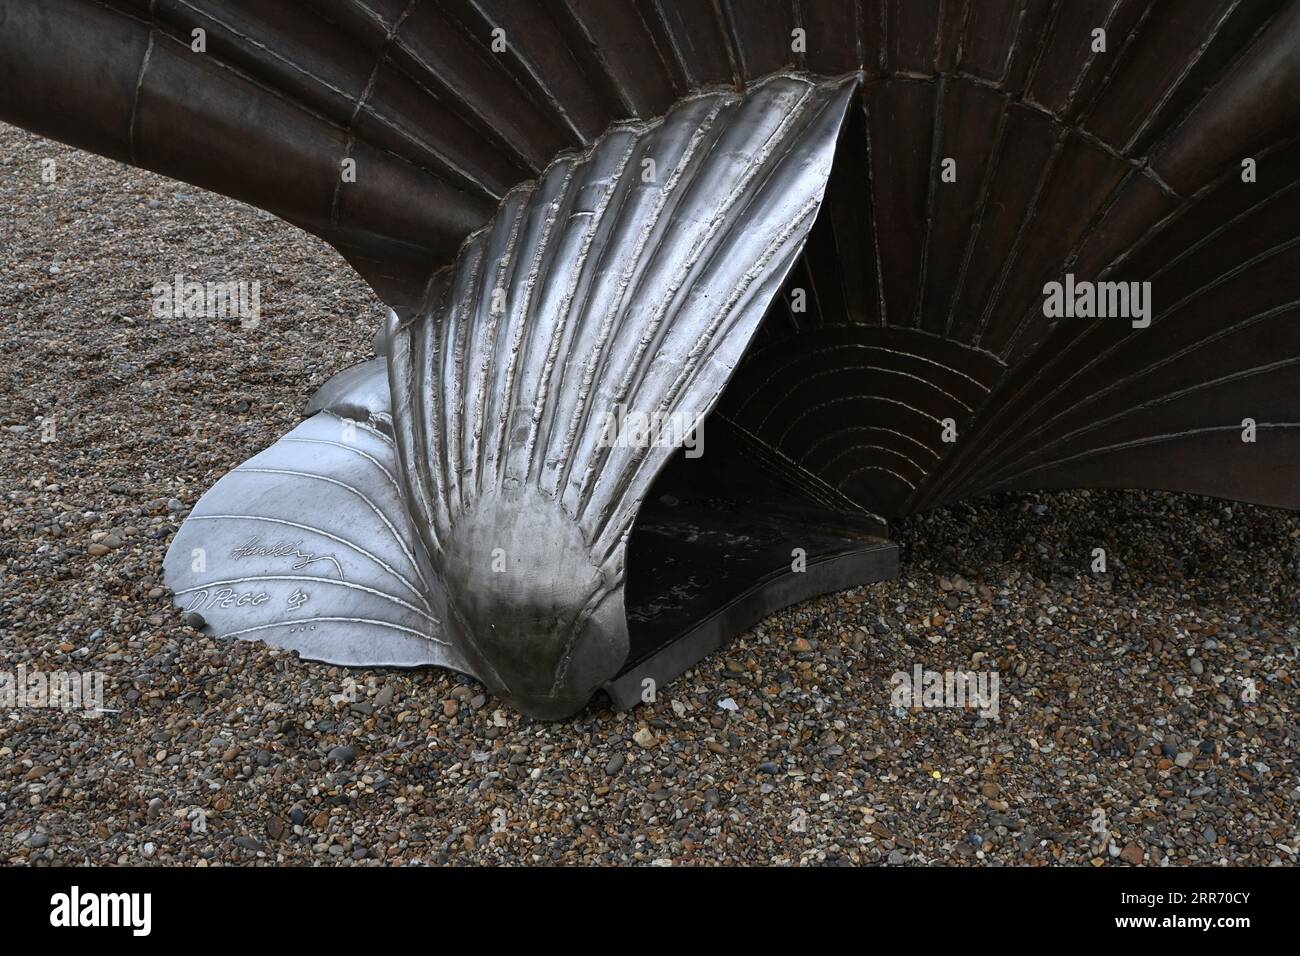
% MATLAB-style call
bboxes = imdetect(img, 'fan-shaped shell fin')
[390,72,858,560]
[385,72,859,713]
[163,410,468,674]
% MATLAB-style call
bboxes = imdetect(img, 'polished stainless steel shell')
[163,74,860,716]
[4,0,1300,716]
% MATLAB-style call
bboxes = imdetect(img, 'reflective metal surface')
[165,406,465,672]
[6,0,1300,716]
[163,73,862,717]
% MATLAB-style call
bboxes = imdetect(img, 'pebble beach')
[2,123,1296,866]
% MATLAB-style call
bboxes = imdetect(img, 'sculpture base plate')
[605,493,898,710]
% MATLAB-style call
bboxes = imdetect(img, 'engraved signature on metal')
[230,538,345,579]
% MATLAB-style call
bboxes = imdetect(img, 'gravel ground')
[2,123,1297,866]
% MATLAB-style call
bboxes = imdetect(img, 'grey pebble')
[328,745,357,764]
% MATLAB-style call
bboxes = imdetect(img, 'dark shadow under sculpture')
[2,0,1299,716]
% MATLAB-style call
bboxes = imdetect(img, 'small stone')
[1190,657,1204,675]
[1120,842,1144,865]
[87,543,111,556]
[29,832,49,849]
[632,728,656,748]
[1174,752,1194,768]
[327,745,356,764]
[442,699,460,718]
[605,754,625,775]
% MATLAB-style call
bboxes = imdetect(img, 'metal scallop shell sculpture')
[4,0,1299,716]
